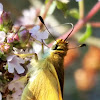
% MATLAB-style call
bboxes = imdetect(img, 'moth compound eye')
[52,44,58,50]
[52,44,64,51]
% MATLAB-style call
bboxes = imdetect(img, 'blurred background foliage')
[0,0,100,100]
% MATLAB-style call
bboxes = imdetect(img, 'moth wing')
[21,62,62,100]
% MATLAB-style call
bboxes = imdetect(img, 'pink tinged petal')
[8,62,14,73]
[0,17,3,24]
[42,31,49,39]
[0,92,2,100]
[22,9,30,17]
[36,37,42,42]
[16,57,25,64]
[13,73,20,80]
[0,3,3,16]
[29,25,40,35]
[30,25,49,42]
[38,30,49,39]
[7,33,14,39]
[11,62,25,74]
[7,55,15,62]
[7,55,25,74]
[12,56,25,74]
[4,44,10,50]
[13,34,19,41]
[33,42,42,53]
[0,31,6,43]
[8,79,25,100]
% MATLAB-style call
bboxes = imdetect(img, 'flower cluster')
[0,3,49,100]
[15,7,40,26]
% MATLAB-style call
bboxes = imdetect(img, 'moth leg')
[34,53,38,61]
[41,39,44,54]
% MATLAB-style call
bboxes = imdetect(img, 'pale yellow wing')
[21,61,62,100]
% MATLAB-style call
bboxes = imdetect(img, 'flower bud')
[1,11,13,32]
[7,33,19,43]
[13,34,19,41]
[2,12,11,24]
[0,17,3,24]
[0,17,3,30]
[7,33,14,43]
[18,27,30,44]
[0,43,12,53]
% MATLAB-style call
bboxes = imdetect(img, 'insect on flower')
[21,16,86,100]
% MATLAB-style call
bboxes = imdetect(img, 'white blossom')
[0,3,3,17]
[7,74,26,100]
[15,7,37,25]
[29,25,49,42]
[7,55,25,74]
[32,42,48,54]
[0,31,6,43]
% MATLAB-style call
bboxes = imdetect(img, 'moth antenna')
[68,44,86,50]
[38,16,57,42]
[64,23,74,41]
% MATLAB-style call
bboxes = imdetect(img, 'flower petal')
[16,56,25,64]
[29,25,49,43]
[7,55,25,74]
[36,30,48,40]
[0,3,3,16]
[29,25,40,35]
[41,30,49,39]
[8,62,14,73]
[33,42,42,53]
[7,55,15,62]
[14,63,25,74]
[0,31,6,43]
[8,75,25,100]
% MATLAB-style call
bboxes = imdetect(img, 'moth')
[21,16,85,100]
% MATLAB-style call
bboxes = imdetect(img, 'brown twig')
[89,22,100,27]
[39,0,54,27]
[79,0,84,19]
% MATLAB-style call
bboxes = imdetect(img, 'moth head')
[51,39,69,56]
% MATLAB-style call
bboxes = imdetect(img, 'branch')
[48,1,100,47]
[89,22,100,27]
[39,0,54,27]
[60,1,100,39]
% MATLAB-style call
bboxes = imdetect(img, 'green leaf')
[0,51,4,58]
[56,1,68,12]
[0,51,6,61]
[67,8,79,19]
[79,24,92,43]
[45,0,49,4]
[57,0,69,4]
[4,64,8,70]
